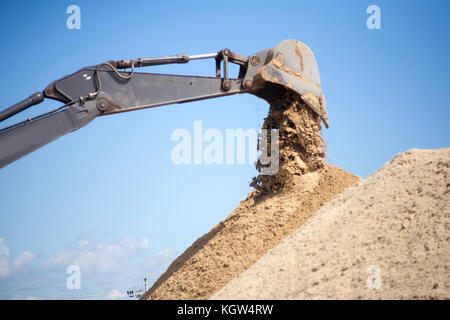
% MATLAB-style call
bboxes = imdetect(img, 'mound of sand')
[142,81,449,300]
[144,165,359,300]
[143,87,360,300]
[213,148,450,299]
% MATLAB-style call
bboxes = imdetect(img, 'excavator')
[0,40,329,169]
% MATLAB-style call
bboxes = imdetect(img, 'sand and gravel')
[213,148,450,299]
[251,83,326,193]
[144,164,359,300]
[142,87,362,300]
[142,84,449,300]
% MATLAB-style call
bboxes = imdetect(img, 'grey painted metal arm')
[0,72,247,169]
[0,101,100,168]
[0,39,328,169]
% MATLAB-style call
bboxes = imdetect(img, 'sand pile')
[144,165,358,300]
[213,148,450,299]
[143,87,360,300]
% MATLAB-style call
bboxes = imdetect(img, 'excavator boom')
[0,40,328,169]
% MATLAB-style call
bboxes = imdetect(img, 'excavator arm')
[0,40,329,169]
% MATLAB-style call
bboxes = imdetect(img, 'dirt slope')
[143,86,360,300]
[213,148,450,299]
[144,164,359,300]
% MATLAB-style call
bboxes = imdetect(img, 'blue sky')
[0,0,449,299]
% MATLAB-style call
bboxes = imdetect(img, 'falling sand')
[143,86,360,300]
[251,83,326,194]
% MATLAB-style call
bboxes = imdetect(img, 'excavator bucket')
[251,40,329,128]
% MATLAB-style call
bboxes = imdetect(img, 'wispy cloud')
[143,248,176,270]
[0,239,10,277]
[0,238,35,278]
[43,237,150,274]
[106,289,126,300]
[0,234,174,300]
[13,251,36,269]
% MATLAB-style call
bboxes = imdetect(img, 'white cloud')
[13,251,36,269]
[106,289,126,300]
[43,237,150,274]
[144,248,176,270]
[0,239,10,256]
[0,235,176,300]
[0,240,11,277]
[77,240,89,248]
[0,238,35,278]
